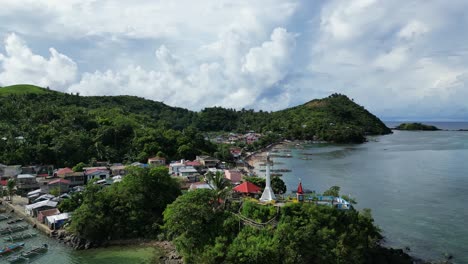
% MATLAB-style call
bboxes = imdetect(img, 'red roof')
[0,180,7,186]
[297,182,304,195]
[48,179,71,185]
[233,182,261,193]
[56,167,73,175]
[185,161,202,166]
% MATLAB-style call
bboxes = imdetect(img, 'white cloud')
[0,33,77,88]
[1,0,468,119]
[68,27,297,110]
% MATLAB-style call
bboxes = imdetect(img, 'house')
[45,213,70,230]
[185,161,202,170]
[169,161,187,175]
[48,178,71,193]
[21,166,38,175]
[130,162,149,168]
[25,200,58,217]
[16,174,39,194]
[37,208,60,223]
[110,164,127,176]
[230,147,242,158]
[62,172,84,187]
[54,168,73,177]
[224,170,242,183]
[148,156,166,166]
[32,194,55,204]
[196,156,219,168]
[27,189,45,203]
[84,168,110,183]
[0,165,21,182]
[178,167,199,182]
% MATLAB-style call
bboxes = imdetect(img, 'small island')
[395,122,440,131]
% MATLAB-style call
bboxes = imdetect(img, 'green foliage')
[49,187,60,196]
[395,122,439,131]
[72,162,86,172]
[323,185,341,197]
[70,167,180,241]
[6,178,15,200]
[271,176,286,194]
[163,191,386,264]
[0,91,389,166]
[0,84,56,96]
[58,192,83,212]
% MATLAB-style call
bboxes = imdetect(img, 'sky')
[1,0,468,121]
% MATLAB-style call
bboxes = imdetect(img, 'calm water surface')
[271,129,468,263]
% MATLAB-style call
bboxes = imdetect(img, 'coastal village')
[0,132,352,262]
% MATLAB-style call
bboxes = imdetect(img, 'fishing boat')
[8,244,48,263]
[0,242,25,256]
[3,233,37,242]
[0,225,29,235]
[0,215,12,221]
[7,219,24,225]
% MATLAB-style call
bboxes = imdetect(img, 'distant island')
[394,123,440,131]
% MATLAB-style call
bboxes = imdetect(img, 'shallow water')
[267,130,468,263]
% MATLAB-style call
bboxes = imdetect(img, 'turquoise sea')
[268,123,468,263]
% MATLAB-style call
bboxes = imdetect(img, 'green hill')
[0,89,390,166]
[0,84,57,96]
[395,122,439,131]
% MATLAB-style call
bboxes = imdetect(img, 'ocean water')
[267,127,468,263]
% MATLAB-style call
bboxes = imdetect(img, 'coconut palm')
[6,178,16,201]
[205,171,231,207]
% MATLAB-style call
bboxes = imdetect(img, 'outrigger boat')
[8,244,48,263]
[0,215,12,221]
[0,242,25,256]
[7,219,24,225]
[0,225,28,235]
[3,233,37,242]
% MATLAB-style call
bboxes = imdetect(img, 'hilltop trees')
[163,190,388,264]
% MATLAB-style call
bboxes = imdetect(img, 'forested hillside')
[0,85,390,166]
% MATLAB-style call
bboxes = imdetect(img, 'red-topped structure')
[233,182,261,194]
[297,181,304,202]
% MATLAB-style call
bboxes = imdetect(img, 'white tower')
[260,152,276,202]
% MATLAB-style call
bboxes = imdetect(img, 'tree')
[271,176,286,194]
[323,185,340,197]
[72,162,86,172]
[163,189,233,262]
[49,187,60,196]
[6,179,15,201]
[205,171,231,207]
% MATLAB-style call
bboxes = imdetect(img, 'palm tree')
[205,171,231,207]
[6,179,16,202]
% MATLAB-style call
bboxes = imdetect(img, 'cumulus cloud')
[68,27,297,110]
[1,0,468,119]
[0,33,77,88]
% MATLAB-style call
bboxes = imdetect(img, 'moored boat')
[0,225,29,235]
[3,233,37,242]
[8,244,48,263]
[0,215,12,221]
[0,242,25,256]
[7,219,24,225]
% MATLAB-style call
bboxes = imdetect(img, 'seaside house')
[37,208,60,223]
[0,165,22,185]
[25,200,58,217]
[169,161,187,175]
[224,170,242,183]
[32,194,55,204]
[148,156,166,166]
[178,166,199,182]
[61,172,85,187]
[27,189,46,203]
[45,213,70,230]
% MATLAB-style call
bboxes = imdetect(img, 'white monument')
[260,152,276,202]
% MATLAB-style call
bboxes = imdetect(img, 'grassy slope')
[0,84,57,96]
